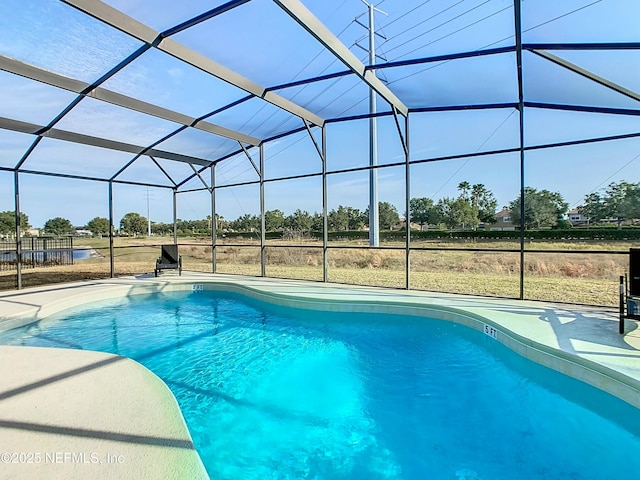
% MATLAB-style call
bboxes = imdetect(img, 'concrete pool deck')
[0,272,639,479]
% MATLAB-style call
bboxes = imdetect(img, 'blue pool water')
[1,290,639,479]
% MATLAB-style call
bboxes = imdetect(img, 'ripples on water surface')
[1,290,639,479]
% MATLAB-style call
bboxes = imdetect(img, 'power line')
[288,12,355,84]
[215,149,259,180]
[379,0,464,51]
[383,0,602,86]
[569,150,640,208]
[246,16,358,137]
[324,53,376,118]
[428,109,517,200]
[384,0,489,56]
[396,5,512,61]
[258,0,397,134]
[467,0,604,51]
[382,7,512,87]
[211,0,607,153]
[378,0,433,30]
[266,0,352,84]
[524,0,602,35]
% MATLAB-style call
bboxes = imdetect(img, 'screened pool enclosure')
[0,0,638,305]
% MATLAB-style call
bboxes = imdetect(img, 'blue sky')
[0,0,638,228]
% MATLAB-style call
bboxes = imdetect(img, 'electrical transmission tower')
[355,0,387,247]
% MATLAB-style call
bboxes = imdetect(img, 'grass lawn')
[1,236,635,306]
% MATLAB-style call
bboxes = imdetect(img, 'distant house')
[488,208,517,231]
[74,228,93,237]
[1,228,41,239]
[567,208,589,226]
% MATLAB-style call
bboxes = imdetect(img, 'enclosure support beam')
[389,105,411,289]
[239,142,260,175]
[149,157,178,187]
[404,114,411,290]
[368,90,379,247]
[531,49,640,104]
[524,102,640,117]
[274,0,407,116]
[302,121,325,164]
[514,0,525,301]
[0,117,214,167]
[392,108,409,158]
[365,2,380,248]
[260,143,266,277]
[211,165,217,273]
[13,170,22,290]
[0,55,260,147]
[172,189,178,245]
[108,181,115,278]
[63,0,323,127]
[189,163,211,191]
[302,120,328,282]
[322,126,328,283]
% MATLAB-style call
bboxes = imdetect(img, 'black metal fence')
[0,237,74,271]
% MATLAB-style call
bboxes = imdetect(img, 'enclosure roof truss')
[0,1,636,189]
[62,0,325,128]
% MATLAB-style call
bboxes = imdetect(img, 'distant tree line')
[410,182,498,231]
[578,181,640,228]
[1,181,637,238]
[0,211,30,236]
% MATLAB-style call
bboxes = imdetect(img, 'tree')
[215,214,228,232]
[409,197,437,231]
[176,219,199,235]
[509,187,568,229]
[265,209,285,232]
[328,205,349,231]
[346,207,365,230]
[554,219,573,229]
[470,183,497,223]
[631,184,640,220]
[578,192,605,225]
[363,202,400,230]
[457,181,471,200]
[311,212,324,232]
[428,182,496,230]
[436,197,478,230]
[151,222,173,236]
[43,217,74,236]
[0,211,30,236]
[119,212,147,236]
[182,218,209,233]
[285,209,313,233]
[230,214,260,232]
[603,181,639,227]
[86,217,110,236]
[578,182,640,227]
[379,202,400,230]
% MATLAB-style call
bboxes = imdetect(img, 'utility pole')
[357,0,387,247]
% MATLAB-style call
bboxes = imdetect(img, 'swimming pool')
[1,289,639,479]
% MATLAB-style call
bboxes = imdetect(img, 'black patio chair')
[154,244,182,277]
